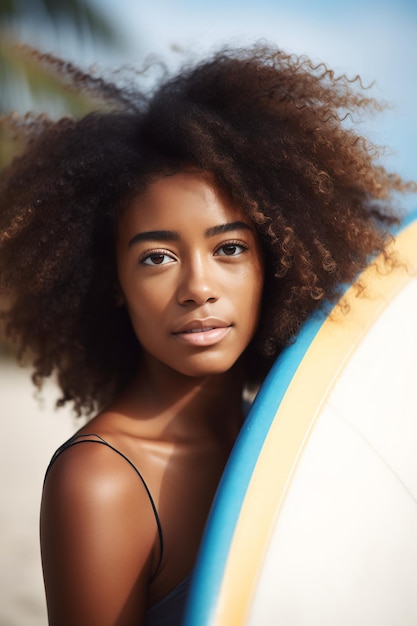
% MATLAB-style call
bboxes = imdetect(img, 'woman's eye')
[215,242,248,257]
[141,252,175,266]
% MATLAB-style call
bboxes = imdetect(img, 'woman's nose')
[176,256,218,306]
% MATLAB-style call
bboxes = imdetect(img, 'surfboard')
[183,210,417,626]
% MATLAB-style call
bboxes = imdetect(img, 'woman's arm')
[40,441,160,626]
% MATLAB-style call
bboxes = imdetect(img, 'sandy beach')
[0,355,78,626]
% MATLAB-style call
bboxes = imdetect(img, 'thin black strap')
[44,433,164,575]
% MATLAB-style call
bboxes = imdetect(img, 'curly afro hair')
[0,43,415,415]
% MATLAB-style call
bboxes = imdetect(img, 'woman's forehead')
[117,171,253,236]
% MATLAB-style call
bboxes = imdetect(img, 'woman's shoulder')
[40,432,161,624]
[41,428,162,566]
[43,430,154,511]
[44,412,153,514]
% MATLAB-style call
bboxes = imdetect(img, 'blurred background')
[0,1,416,624]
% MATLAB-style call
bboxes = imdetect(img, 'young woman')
[0,44,414,626]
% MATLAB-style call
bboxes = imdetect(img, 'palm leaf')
[0,0,128,164]
[0,0,123,47]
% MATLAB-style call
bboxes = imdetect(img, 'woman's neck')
[121,357,246,444]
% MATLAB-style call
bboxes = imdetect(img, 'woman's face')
[116,171,264,379]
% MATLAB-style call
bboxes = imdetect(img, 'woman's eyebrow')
[128,221,252,247]
[128,230,179,247]
[205,221,252,238]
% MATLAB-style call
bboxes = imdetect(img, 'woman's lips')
[172,321,232,347]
